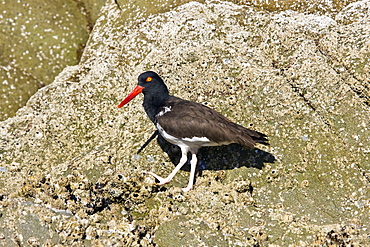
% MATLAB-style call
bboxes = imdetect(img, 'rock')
[0,0,369,246]
[0,0,106,120]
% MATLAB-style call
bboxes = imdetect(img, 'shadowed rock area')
[0,0,369,246]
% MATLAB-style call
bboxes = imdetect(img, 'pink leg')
[182,152,197,192]
[146,147,188,185]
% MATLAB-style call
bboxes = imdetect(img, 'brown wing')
[156,97,268,148]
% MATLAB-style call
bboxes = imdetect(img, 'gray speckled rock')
[0,0,369,246]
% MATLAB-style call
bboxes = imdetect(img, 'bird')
[118,71,269,192]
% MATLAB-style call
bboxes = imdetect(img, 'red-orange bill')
[117,85,144,108]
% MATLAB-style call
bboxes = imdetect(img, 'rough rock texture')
[0,0,105,120]
[238,0,356,14]
[0,0,369,246]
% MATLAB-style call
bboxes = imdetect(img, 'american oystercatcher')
[118,71,269,192]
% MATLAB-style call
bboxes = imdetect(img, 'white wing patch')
[156,123,223,150]
[182,136,210,142]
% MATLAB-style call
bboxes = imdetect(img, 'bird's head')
[118,71,168,108]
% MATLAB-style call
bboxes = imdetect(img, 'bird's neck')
[142,90,171,123]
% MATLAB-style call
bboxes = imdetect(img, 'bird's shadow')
[150,134,275,173]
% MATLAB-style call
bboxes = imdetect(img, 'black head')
[118,71,169,108]
[137,71,169,96]
[138,71,162,86]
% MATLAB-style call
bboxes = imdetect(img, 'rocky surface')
[0,0,369,246]
[0,0,105,120]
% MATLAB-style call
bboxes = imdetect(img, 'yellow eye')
[146,77,153,82]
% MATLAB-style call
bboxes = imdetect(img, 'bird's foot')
[182,186,192,192]
[144,171,171,185]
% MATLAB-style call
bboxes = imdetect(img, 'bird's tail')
[251,131,269,146]
[235,126,269,148]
